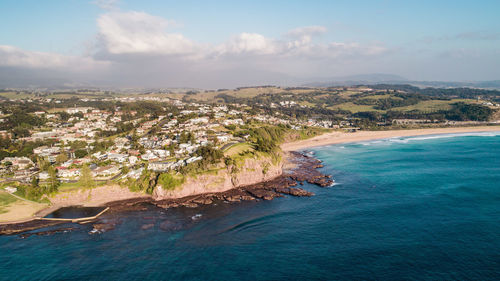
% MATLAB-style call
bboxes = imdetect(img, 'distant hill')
[303,73,500,89]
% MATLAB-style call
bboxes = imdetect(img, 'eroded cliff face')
[48,184,148,207]
[152,156,283,200]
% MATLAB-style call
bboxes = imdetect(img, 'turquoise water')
[1,132,500,280]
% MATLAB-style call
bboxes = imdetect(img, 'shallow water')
[1,132,500,280]
[44,206,107,219]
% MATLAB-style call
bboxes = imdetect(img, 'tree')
[121,165,129,174]
[56,153,68,163]
[78,164,95,189]
[47,166,59,191]
[37,157,50,171]
[31,176,39,188]
[74,149,88,158]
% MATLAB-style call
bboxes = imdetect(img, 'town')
[0,85,498,202]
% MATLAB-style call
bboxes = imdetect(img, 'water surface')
[1,132,500,280]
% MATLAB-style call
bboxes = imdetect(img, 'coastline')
[0,151,331,235]
[2,125,500,231]
[281,126,500,152]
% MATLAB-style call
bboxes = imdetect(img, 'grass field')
[328,102,384,113]
[359,94,402,100]
[223,143,254,157]
[0,192,19,214]
[58,182,82,192]
[329,98,477,113]
[0,191,48,222]
[392,99,475,112]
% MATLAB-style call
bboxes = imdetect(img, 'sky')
[0,0,499,88]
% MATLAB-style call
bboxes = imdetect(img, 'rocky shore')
[0,151,333,236]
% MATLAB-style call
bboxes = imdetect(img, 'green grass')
[0,92,32,99]
[359,94,402,100]
[391,99,474,112]
[0,192,19,214]
[328,102,384,113]
[58,182,82,192]
[223,142,253,156]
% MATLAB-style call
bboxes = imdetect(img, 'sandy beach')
[282,126,500,151]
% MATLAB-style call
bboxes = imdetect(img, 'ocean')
[1,132,500,280]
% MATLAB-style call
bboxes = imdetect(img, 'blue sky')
[0,0,499,87]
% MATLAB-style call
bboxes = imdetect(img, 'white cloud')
[215,33,280,55]
[97,11,195,55]
[0,45,108,71]
[0,10,392,88]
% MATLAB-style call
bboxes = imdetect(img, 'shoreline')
[2,126,499,231]
[281,126,500,152]
[0,151,332,235]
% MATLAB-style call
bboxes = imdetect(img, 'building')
[1,157,34,170]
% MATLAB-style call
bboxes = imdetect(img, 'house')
[66,107,93,114]
[186,156,202,164]
[126,168,143,179]
[92,151,108,161]
[31,131,57,140]
[216,134,231,143]
[38,171,49,180]
[1,157,34,170]
[140,151,158,161]
[108,153,128,163]
[129,156,138,165]
[5,187,17,193]
[57,167,80,178]
[148,161,175,172]
[92,165,120,177]
[152,149,170,158]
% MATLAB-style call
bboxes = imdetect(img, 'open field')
[0,192,18,214]
[392,99,476,112]
[328,102,384,113]
[223,142,253,156]
[0,191,48,222]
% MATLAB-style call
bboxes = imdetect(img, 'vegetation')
[0,192,18,214]
[157,173,185,191]
[78,165,95,189]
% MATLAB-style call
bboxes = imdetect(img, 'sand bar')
[282,126,500,151]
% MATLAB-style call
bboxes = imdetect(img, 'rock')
[92,223,115,232]
[181,202,199,208]
[288,188,314,197]
[141,223,154,230]
[192,197,213,205]
[19,227,75,239]
[159,220,182,231]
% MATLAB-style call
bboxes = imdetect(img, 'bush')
[157,173,184,191]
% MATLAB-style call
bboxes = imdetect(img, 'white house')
[148,161,175,172]
[108,153,128,163]
[38,171,49,180]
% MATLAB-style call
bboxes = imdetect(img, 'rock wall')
[153,156,283,200]
[48,184,147,207]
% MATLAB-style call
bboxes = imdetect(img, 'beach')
[281,126,500,151]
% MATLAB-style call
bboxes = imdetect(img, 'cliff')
[152,155,283,200]
[48,184,148,207]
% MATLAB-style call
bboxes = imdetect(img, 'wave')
[355,131,500,146]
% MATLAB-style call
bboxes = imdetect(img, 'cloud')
[94,13,385,61]
[214,33,280,55]
[0,10,391,88]
[96,11,195,56]
[0,45,108,71]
